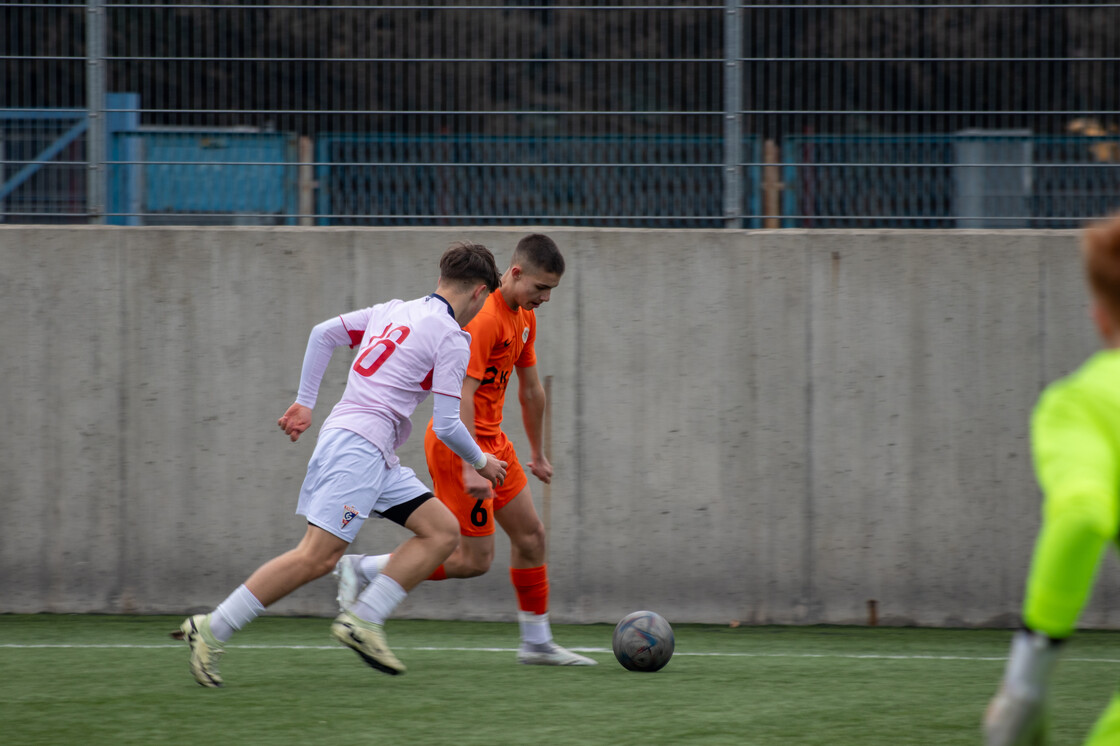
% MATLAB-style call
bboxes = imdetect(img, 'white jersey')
[296,294,471,467]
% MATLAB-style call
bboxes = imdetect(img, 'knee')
[436,528,460,560]
[302,546,345,581]
[460,546,495,577]
[430,510,461,558]
[294,526,348,580]
[315,556,340,579]
[511,519,546,557]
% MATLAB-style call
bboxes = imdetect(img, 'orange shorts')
[424,425,528,537]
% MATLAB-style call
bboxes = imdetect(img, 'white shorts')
[296,427,431,543]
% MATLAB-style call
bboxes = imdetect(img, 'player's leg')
[339,516,494,592]
[495,487,546,568]
[331,508,478,609]
[441,534,497,577]
[333,506,455,612]
[243,524,349,606]
[495,486,597,666]
[1084,692,1120,745]
[333,463,459,675]
[378,497,460,590]
[175,428,377,687]
[333,551,393,611]
[177,523,348,687]
[417,423,504,579]
[332,426,448,610]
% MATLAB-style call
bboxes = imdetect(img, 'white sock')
[352,574,407,626]
[518,610,552,646]
[357,553,392,583]
[210,584,265,643]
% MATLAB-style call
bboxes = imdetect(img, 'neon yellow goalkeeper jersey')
[1024,348,1120,639]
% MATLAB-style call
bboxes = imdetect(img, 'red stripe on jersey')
[431,390,462,399]
[341,315,364,349]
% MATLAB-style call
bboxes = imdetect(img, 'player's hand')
[277,402,312,442]
[463,460,494,499]
[527,454,552,484]
[475,454,508,490]
[984,685,1048,746]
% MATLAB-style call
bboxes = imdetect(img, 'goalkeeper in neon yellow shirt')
[985,214,1120,746]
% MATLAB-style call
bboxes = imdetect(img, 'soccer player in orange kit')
[334,233,596,666]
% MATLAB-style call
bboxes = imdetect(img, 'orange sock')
[427,565,448,581]
[510,565,549,615]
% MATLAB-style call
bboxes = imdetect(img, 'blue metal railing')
[781,134,1120,229]
[114,131,299,225]
[7,118,1119,228]
[316,134,760,228]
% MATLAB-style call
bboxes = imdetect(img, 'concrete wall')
[2,226,1114,628]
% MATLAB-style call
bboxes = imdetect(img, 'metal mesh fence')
[2,1,1119,227]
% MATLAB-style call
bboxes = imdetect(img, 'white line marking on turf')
[2,643,1119,663]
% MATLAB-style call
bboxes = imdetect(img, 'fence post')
[107,92,141,225]
[298,136,315,226]
[86,0,106,224]
[763,139,781,228]
[722,0,742,229]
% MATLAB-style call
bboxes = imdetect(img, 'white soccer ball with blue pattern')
[612,610,674,672]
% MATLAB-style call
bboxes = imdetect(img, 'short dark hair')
[512,233,565,276]
[440,241,501,292]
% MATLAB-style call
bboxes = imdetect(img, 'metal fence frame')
[3,1,1120,227]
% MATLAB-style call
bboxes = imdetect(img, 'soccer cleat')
[173,613,225,687]
[332,554,364,612]
[517,641,599,666]
[330,611,406,675]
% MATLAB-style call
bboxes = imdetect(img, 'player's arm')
[458,376,497,497]
[278,312,368,442]
[1022,388,1119,638]
[516,363,551,484]
[432,328,506,491]
[985,387,1119,746]
[432,388,506,488]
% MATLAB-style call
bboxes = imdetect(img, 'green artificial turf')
[1,615,1117,745]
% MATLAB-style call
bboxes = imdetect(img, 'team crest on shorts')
[341,505,359,529]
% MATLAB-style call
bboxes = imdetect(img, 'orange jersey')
[465,287,536,438]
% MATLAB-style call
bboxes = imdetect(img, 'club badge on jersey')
[341,505,360,529]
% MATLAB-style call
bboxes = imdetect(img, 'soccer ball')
[612,610,674,672]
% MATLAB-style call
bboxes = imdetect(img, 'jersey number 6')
[470,499,489,528]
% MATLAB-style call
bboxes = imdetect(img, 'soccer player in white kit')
[174,241,508,686]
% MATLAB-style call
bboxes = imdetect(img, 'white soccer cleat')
[173,613,225,687]
[331,611,406,675]
[332,554,364,612]
[517,641,598,666]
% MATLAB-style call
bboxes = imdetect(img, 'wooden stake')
[542,374,552,561]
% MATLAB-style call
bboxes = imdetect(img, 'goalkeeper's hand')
[983,629,1063,746]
